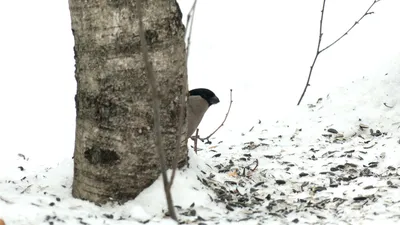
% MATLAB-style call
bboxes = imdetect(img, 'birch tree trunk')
[69,0,188,204]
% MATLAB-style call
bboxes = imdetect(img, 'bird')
[187,88,220,139]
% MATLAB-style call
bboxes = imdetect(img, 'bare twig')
[297,0,326,106]
[168,89,185,189]
[20,184,32,194]
[199,89,233,143]
[194,129,199,154]
[0,195,13,204]
[250,159,259,172]
[136,0,177,221]
[184,0,198,58]
[320,0,381,53]
[169,0,198,189]
[384,102,394,108]
[297,0,381,105]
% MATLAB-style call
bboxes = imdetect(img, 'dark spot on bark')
[144,111,155,128]
[84,147,120,165]
[95,98,119,122]
[87,82,131,129]
[114,33,140,56]
[106,0,129,8]
[145,30,158,45]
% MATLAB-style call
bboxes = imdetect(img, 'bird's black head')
[189,88,220,106]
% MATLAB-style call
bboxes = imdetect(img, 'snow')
[1,0,400,224]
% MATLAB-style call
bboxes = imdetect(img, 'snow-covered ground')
[1,0,400,224]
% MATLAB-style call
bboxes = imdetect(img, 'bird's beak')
[210,96,220,105]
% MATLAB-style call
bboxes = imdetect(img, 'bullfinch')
[187,88,220,139]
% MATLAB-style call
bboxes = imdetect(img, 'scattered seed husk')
[330,167,339,172]
[197,216,206,221]
[314,215,325,220]
[353,196,368,201]
[364,142,377,149]
[327,128,338,134]
[225,181,237,185]
[363,185,375,190]
[103,214,113,219]
[368,162,378,168]
[254,182,264,187]
[189,209,196,216]
[313,186,327,192]
[212,153,221,158]
[360,168,372,177]
[374,130,382,136]
[387,166,396,171]
[345,163,358,168]
[226,204,234,211]
[320,171,336,176]
[329,183,339,188]
[275,180,286,185]
[336,133,344,138]
[340,176,357,182]
[337,165,345,170]
[299,172,309,177]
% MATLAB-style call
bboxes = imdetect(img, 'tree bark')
[69,0,188,204]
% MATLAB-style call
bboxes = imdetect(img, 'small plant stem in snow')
[198,89,233,143]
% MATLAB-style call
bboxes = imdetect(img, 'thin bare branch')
[136,0,177,221]
[185,0,198,58]
[169,0,198,188]
[168,81,186,189]
[194,129,199,154]
[297,0,326,106]
[297,0,381,105]
[199,89,233,142]
[320,0,381,53]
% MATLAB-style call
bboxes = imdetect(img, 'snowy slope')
[1,72,400,224]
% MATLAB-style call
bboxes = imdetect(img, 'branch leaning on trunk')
[136,0,177,221]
